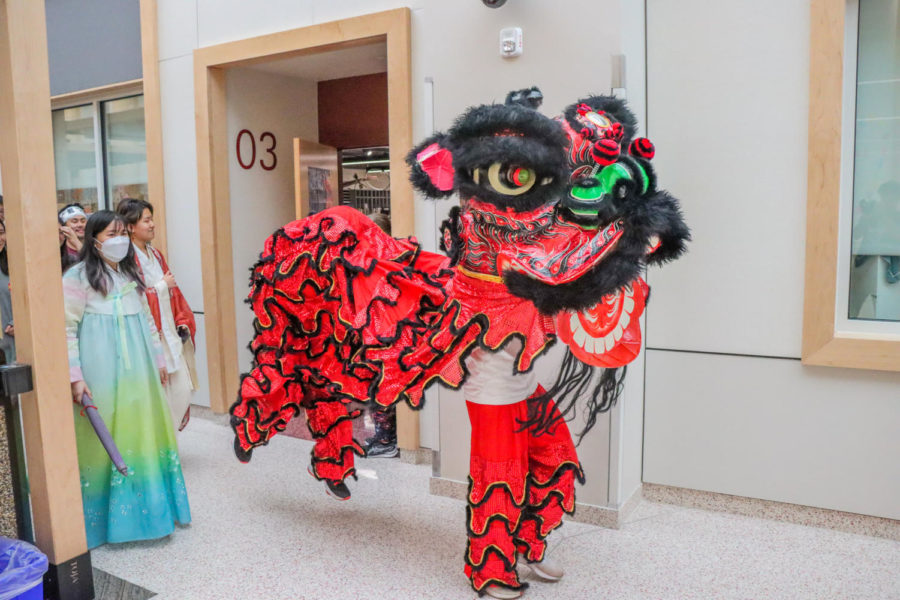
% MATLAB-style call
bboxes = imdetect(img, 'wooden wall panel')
[318,72,388,149]
[0,0,88,563]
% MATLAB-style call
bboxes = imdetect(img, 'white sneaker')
[517,556,564,582]
[484,585,524,599]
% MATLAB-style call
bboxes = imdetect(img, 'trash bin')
[0,538,47,600]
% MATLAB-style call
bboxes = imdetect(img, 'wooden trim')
[50,78,143,109]
[195,64,236,413]
[293,138,305,219]
[194,6,416,457]
[385,8,418,448]
[801,0,900,372]
[140,0,167,254]
[0,0,88,563]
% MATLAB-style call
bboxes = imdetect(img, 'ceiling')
[248,40,387,82]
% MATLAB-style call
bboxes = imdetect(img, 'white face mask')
[98,236,131,263]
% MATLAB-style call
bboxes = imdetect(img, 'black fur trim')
[504,86,543,109]
[439,205,463,265]
[563,94,639,148]
[642,189,691,265]
[450,104,568,149]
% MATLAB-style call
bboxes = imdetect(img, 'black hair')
[79,210,145,296]
[116,197,154,228]
[0,219,7,277]
[60,243,77,273]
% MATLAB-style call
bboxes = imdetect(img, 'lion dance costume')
[230,89,689,595]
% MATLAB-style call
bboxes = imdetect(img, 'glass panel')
[849,0,900,321]
[52,104,100,214]
[102,95,147,208]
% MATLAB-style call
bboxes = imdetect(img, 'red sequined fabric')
[231,207,559,453]
[464,393,582,593]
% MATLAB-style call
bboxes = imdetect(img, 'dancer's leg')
[515,390,583,564]
[465,400,530,594]
[305,396,363,483]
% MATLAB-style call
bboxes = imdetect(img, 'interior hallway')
[89,411,900,600]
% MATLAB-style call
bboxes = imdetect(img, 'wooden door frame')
[194,8,418,447]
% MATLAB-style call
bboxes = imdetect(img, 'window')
[847,0,900,322]
[51,93,147,214]
[803,0,900,371]
[52,104,100,213]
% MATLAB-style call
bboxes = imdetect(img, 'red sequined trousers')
[464,389,583,594]
[303,392,364,483]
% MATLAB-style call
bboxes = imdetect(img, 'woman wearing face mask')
[63,210,191,548]
[0,220,15,363]
[117,198,196,432]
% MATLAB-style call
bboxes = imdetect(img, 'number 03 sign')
[236,129,277,171]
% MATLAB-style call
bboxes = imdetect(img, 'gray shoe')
[484,585,523,599]
[366,442,399,458]
[517,556,564,582]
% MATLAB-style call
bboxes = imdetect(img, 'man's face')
[66,215,87,239]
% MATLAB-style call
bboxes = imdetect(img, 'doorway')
[193,8,418,447]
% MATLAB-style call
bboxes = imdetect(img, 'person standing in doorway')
[64,210,191,548]
[117,198,196,432]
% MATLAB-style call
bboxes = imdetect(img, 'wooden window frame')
[802,0,900,371]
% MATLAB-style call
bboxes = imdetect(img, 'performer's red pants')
[304,397,362,482]
[464,392,582,594]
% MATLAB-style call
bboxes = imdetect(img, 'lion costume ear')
[405,132,456,198]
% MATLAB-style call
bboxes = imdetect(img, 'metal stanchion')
[0,363,34,542]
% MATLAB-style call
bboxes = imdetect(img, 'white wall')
[644,0,900,520]
[608,0,647,509]
[226,68,318,373]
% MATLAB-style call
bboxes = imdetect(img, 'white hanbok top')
[63,261,164,382]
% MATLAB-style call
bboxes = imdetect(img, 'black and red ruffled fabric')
[230,206,558,457]
[464,393,583,593]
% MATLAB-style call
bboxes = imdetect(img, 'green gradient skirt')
[73,312,191,549]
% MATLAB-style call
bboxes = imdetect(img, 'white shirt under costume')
[463,338,539,406]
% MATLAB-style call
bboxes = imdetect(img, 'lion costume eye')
[586,111,611,129]
[472,163,553,196]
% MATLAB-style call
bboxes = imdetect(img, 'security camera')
[482,0,508,7]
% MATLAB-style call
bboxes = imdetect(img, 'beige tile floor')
[91,417,900,600]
